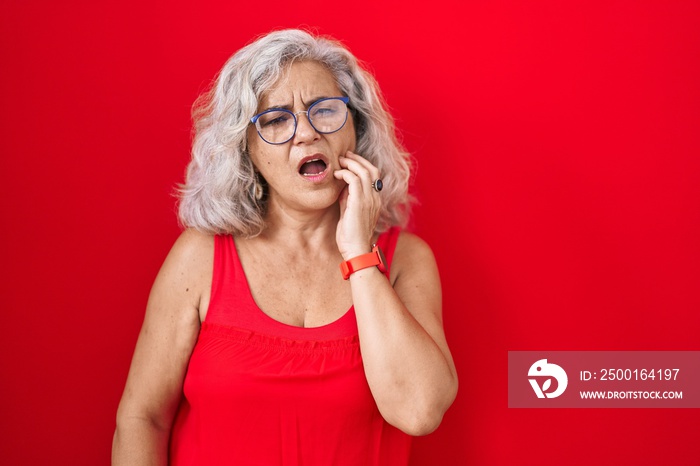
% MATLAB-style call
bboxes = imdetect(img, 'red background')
[2,1,699,464]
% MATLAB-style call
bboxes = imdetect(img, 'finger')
[342,153,382,196]
[334,169,372,232]
[338,156,374,196]
[333,168,366,198]
[344,151,381,181]
[334,167,383,232]
[334,168,381,227]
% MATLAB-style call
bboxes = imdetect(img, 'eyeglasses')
[250,96,350,145]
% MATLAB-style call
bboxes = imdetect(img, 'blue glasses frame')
[250,96,350,145]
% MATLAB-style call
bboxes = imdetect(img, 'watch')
[339,243,387,280]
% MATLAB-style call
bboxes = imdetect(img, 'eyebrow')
[260,95,337,113]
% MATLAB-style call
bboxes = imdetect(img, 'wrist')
[339,236,378,261]
[339,244,387,280]
[341,247,371,262]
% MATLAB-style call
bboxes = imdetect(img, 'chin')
[306,184,344,210]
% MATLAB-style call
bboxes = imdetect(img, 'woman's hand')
[334,152,457,435]
[333,151,382,260]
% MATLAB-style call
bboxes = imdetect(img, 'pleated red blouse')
[169,227,411,465]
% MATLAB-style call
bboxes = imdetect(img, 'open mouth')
[298,157,328,177]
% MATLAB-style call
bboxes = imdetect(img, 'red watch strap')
[339,244,387,280]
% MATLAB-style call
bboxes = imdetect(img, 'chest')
[239,249,353,328]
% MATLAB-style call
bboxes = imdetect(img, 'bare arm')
[350,232,458,436]
[112,229,212,465]
[334,151,457,435]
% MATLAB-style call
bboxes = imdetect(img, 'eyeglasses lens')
[257,111,295,144]
[308,99,346,133]
[256,98,348,144]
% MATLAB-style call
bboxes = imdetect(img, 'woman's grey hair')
[178,29,413,237]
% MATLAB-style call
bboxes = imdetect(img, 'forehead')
[259,61,342,107]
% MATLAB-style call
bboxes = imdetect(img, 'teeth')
[299,158,327,177]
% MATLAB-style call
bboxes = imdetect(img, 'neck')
[259,198,341,252]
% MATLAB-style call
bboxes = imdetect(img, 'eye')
[313,106,336,116]
[310,102,339,118]
[259,111,292,127]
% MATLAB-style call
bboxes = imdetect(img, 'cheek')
[342,115,357,152]
[246,130,268,170]
[246,135,287,185]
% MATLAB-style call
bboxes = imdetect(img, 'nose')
[293,111,320,144]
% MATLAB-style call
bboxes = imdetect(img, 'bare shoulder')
[389,231,442,321]
[390,231,439,284]
[165,228,214,270]
[151,228,214,321]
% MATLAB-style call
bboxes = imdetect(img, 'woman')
[113,29,457,465]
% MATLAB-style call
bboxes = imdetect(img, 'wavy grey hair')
[178,29,413,237]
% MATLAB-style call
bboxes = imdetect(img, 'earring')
[253,175,264,201]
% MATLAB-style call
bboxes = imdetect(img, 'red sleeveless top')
[169,228,411,465]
